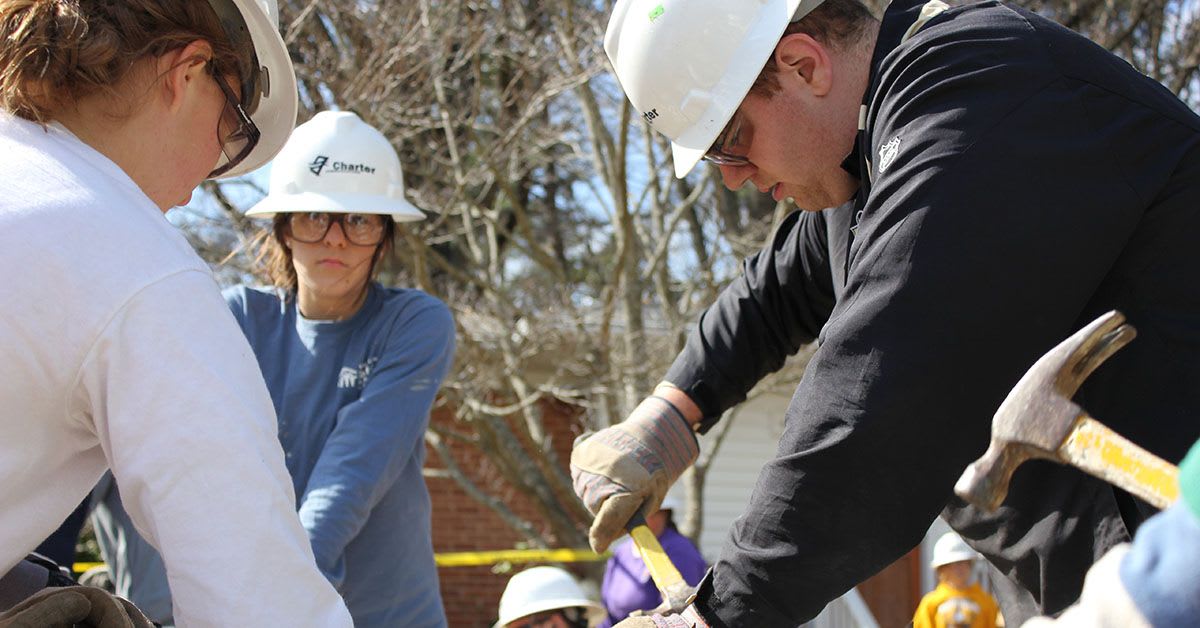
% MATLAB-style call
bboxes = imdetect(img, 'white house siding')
[697,393,790,559]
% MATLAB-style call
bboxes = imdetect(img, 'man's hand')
[614,605,711,627]
[571,395,699,552]
[0,586,154,628]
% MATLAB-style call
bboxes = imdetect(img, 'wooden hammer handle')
[625,513,690,610]
[1060,415,1180,509]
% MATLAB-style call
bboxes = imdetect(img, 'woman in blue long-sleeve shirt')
[225,110,455,627]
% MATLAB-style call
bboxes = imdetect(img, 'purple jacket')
[599,527,708,627]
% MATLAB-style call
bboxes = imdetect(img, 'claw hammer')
[625,512,693,614]
[956,310,1179,512]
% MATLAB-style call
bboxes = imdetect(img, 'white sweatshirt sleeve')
[72,270,352,627]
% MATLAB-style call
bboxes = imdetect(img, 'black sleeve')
[695,14,1160,626]
[663,207,837,430]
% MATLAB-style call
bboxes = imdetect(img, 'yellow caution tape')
[435,548,607,567]
[75,549,607,574]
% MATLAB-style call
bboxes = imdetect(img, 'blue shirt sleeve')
[1117,502,1200,624]
[297,298,456,588]
[1118,439,1200,624]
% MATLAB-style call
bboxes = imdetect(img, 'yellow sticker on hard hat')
[649,4,665,21]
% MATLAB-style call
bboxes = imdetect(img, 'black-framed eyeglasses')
[702,113,751,168]
[510,609,566,628]
[207,62,261,178]
[287,212,388,246]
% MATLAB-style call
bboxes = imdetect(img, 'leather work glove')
[614,605,711,627]
[0,586,154,628]
[571,395,699,552]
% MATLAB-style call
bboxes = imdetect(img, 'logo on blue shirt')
[337,357,379,389]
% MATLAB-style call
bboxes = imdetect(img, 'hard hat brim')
[671,141,706,179]
[212,0,298,180]
[247,191,426,222]
[930,551,979,569]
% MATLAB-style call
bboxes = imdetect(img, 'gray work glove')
[571,396,699,552]
[615,605,711,627]
[0,586,154,628]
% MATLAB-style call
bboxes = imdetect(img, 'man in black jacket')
[572,0,1200,626]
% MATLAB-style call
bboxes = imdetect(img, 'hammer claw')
[955,311,1156,513]
[1063,322,1136,391]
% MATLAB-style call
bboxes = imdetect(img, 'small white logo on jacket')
[878,135,902,173]
[337,357,379,389]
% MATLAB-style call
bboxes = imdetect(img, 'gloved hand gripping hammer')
[625,512,694,615]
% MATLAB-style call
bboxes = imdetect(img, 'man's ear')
[773,33,834,97]
[157,40,215,112]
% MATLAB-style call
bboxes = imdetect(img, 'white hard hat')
[247,111,426,222]
[206,0,298,179]
[930,532,979,569]
[494,566,605,628]
[604,0,825,178]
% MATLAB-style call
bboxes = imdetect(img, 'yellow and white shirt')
[913,582,1001,628]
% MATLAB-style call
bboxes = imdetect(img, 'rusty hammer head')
[955,310,1136,512]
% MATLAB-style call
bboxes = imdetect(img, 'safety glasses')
[286,212,388,246]
[702,113,751,168]
[510,610,566,628]
[207,62,261,178]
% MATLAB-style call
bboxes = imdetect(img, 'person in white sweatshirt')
[0,0,352,626]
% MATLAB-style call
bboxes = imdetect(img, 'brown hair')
[750,0,877,97]
[254,213,398,296]
[0,0,243,123]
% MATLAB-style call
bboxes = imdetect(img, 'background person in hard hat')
[496,566,607,628]
[1023,438,1200,628]
[0,0,353,626]
[912,533,1000,628]
[598,487,707,627]
[573,0,1200,626]
[228,110,454,627]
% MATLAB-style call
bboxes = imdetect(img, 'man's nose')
[718,163,754,191]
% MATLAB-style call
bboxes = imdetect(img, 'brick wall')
[858,547,921,626]
[427,401,588,628]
